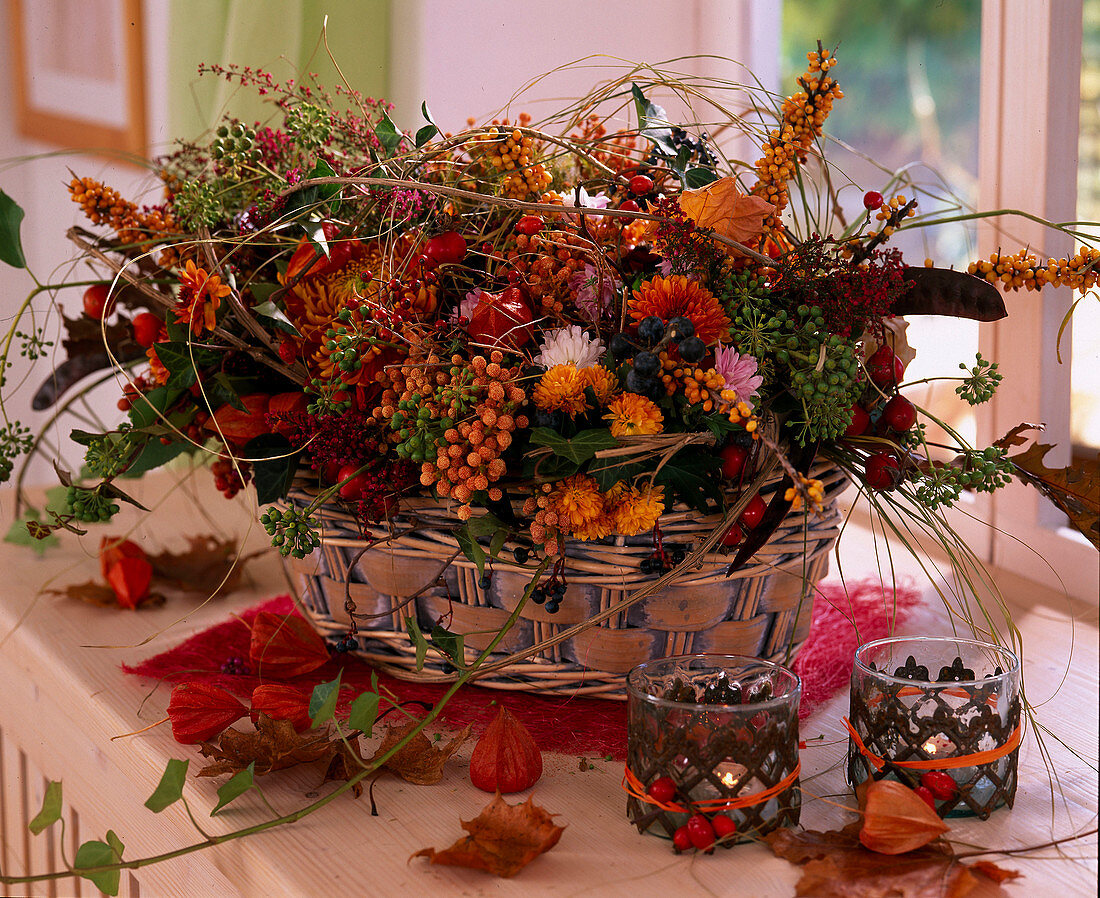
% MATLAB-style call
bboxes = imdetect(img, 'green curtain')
[167,0,390,140]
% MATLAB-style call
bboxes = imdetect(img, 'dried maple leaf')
[197,713,334,777]
[413,794,564,878]
[45,579,164,609]
[677,177,774,250]
[766,823,1018,898]
[367,718,471,785]
[147,535,264,596]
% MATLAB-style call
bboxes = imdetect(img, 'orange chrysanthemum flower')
[606,483,665,536]
[175,259,231,336]
[532,364,588,417]
[581,365,619,406]
[604,392,664,437]
[545,474,606,533]
[627,275,731,344]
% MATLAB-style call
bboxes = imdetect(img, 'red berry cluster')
[211,456,252,498]
[843,344,916,492]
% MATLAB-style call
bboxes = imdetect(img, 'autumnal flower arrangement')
[2,48,1097,614]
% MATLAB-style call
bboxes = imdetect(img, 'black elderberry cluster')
[639,543,689,574]
[332,632,359,653]
[531,580,566,614]
[611,315,704,401]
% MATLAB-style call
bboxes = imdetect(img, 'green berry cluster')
[0,421,33,484]
[83,428,138,479]
[172,179,221,230]
[391,397,451,463]
[774,306,861,443]
[260,505,322,558]
[914,447,1014,509]
[956,353,1003,405]
[64,485,120,522]
[284,103,333,148]
[15,329,53,360]
[211,120,260,176]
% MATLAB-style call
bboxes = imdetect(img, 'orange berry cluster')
[967,246,1100,293]
[659,354,760,432]
[466,116,553,199]
[412,351,527,519]
[751,48,843,228]
[504,231,590,316]
[68,177,178,263]
[868,194,916,240]
[784,474,826,512]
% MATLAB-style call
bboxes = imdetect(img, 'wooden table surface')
[0,475,1096,898]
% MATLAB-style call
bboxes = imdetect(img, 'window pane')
[1073,0,1100,453]
[782,1,982,454]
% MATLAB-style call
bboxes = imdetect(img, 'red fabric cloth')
[123,579,921,760]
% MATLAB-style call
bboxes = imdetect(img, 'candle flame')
[922,739,938,755]
[720,771,738,787]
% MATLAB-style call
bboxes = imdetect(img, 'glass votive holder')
[846,635,1021,820]
[625,654,801,844]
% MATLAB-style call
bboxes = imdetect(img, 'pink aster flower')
[714,346,764,408]
[569,263,619,321]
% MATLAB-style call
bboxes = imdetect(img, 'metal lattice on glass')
[847,636,1021,820]
[626,654,801,843]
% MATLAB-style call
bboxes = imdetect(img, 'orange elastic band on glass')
[622,762,801,815]
[843,717,1022,772]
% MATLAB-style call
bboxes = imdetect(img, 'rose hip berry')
[711,813,737,840]
[423,231,466,265]
[647,776,676,804]
[720,523,744,546]
[628,174,655,195]
[845,404,871,437]
[863,190,884,210]
[131,311,161,348]
[686,813,716,851]
[865,452,902,490]
[739,494,768,529]
[914,785,937,810]
[619,199,641,213]
[881,395,917,432]
[515,215,543,235]
[719,444,749,479]
[867,344,905,386]
[82,284,113,319]
[672,825,692,852]
[920,770,958,801]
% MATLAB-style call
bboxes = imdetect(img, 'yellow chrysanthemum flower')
[604,392,664,437]
[581,365,619,406]
[607,484,665,536]
[545,474,606,532]
[533,364,588,417]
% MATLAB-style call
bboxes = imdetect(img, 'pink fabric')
[123,579,921,759]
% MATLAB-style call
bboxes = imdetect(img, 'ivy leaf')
[0,189,26,268]
[405,615,429,670]
[349,680,380,737]
[210,762,255,815]
[252,300,301,335]
[4,507,58,555]
[244,433,299,504]
[684,166,719,188]
[121,435,187,478]
[28,781,63,835]
[128,386,184,429]
[489,528,508,559]
[154,342,221,389]
[375,110,404,153]
[430,624,464,667]
[529,427,618,465]
[309,672,343,729]
[454,524,487,575]
[588,459,646,491]
[414,101,440,148]
[74,830,125,895]
[630,83,676,157]
[144,759,188,812]
[653,450,722,513]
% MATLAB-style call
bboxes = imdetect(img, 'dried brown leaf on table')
[323,736,368,798]
[45,579,165,609]
[1006,440,1099,548]
[766,823,1019,898]
[197,713,334,777]
[367,718,471,785]
[967,860,1022,885]
[147,535,265,596]
[412,794,564,878]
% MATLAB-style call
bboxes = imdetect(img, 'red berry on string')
[82,283,114,319]
[719,444,749,479]
[711,813,737,839]
[628,174,655,195]
[619,199,641,213]
[865,452,902,490]
[867,344,905,386]
[720,523,744,547]
[881,395,917,432]
[845,404,871,437]
[913,785,937,810]
[672,826,692,852]
[647,776,676,804]
[863,190,884,210]
[277,338,298,364]
[132,311,161,348]
[686,813,716,850]
[739,494,768,529]
[920,770,959,801]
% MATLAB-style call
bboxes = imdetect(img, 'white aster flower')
[534,325,604,369]
[558,185,609,209]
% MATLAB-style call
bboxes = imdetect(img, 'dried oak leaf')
[1006,440,1099,549]
[197,713,334,777]
[765,824,1018,898]
[147,535,264,597]
[367,718,471,785]
[677,176,774,249]
[413,794,564,878]
[323,736,368,798]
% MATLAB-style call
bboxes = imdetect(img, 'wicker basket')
[280,461,846,698]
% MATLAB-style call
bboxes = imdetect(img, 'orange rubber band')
[843,717,1021,772]
[622,762,801,815]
